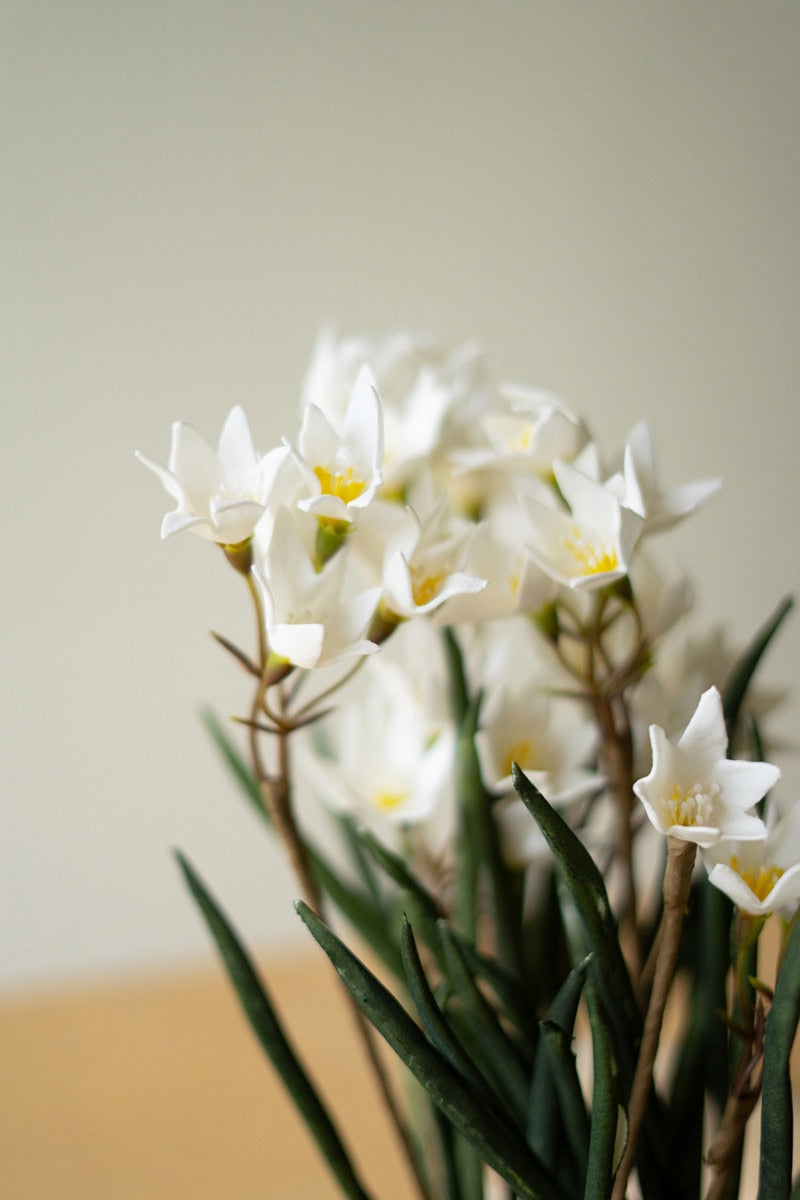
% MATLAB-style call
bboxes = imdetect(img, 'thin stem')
[611,836,697,1200]
[248,678,431,1200]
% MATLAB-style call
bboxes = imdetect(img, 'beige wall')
[3,1,798,990]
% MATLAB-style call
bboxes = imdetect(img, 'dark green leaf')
[722,595,793,745]
[176,852,373,1200]
[296,901,567,1200]
[758,919,800,1200]
[527,959,589,1194]
[401,917,506,1110]
[511,768,640,1073]
[438,922,530,1121]
[583,975,623,1200]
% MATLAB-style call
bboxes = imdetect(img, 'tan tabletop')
[1,947,787,1198]
[1,951,410,1200]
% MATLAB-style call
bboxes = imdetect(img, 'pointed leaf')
[723,595,793,744]
[512,768,640,1072]
[296,901,567,1200]
[583,974,625,1200]
[400,916,504,1108]
[176,852,373,1200]
[438,922,531,1120]
[757,918,800,1200]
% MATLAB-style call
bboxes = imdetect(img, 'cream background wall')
[3,1,798,990]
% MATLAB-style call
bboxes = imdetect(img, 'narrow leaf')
[438,922,531,1120]
[757,919,800,1200]
[296,901,567,1200]
[722,595,793,743]
[400,916,504,1108]
[583,975,624,1200]
[176,852,373,1200]
[511,769,640,1070]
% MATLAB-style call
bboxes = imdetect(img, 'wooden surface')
[1,948,788,1198]
[1,951,410,1200]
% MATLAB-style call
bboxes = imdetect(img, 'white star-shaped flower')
[633,686,779,848]
[256,507,380,670]
[522,460,644,590]
[703,798,800,917]
[137,407,283,545]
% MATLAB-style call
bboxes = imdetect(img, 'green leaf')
[583,974,624,1200]
[757,919,800,1200]
[296,901,567,1200]
[175,852,374,1200]
[400,917,506,1110]
[722,595,793,745]
[511,768,640,1073]
[438,922,531,1121]
[527,959,588,1194]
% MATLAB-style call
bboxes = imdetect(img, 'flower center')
[729,856,784,903]
[663,781,720,828]
[374,789,406,812]
[314,465,366,505]
[503,738,537,777]
[411,571,444,607]
[563,525,619,576]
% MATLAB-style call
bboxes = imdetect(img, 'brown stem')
[611,837,697,1200]
[596,693,641,982]
[248,686,431,1200]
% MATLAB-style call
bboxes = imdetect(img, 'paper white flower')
[454,386,588,482]
[299,654,456,827]
[522,460,644,590]
[614,421,721,534]
[379,502,486,619]
[136,407,283,544]
[256,508,380,670]
[633,686,779,848]
[285,365,383,526]
[703,798,800,917]
[476,687,601,803]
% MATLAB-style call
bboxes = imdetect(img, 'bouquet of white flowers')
[138,329,796,1200]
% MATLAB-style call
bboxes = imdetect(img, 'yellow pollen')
[508,572,520,596]
[663,781,720,828]
[508,426,532,453]
[313,465,366,505]
[503,739,537,777]
[374,790,406,812]
[729,856,784,904]
[563,524,619,576]
[411,572,444,607]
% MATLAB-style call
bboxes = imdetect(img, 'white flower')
[285,365,383,526]
[379,501,486,619]
[454,386,588,482]
[298,652,456,828]
[522,460,644,590]
[614,421,721,534]
[703,798,800,917]
[256,507,380,670]
[633,686,779,848]
[136,407,283,544]
[476,686,601,803]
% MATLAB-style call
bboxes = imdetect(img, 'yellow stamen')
[314,465,366,505]
[503,738,537,778]
[563,524,619,576]
[663,781,720,828]
[411,571,444,607]
[374,790,406,812]
[729,855,784,903]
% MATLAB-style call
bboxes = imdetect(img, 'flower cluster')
[140,329,796,1200]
